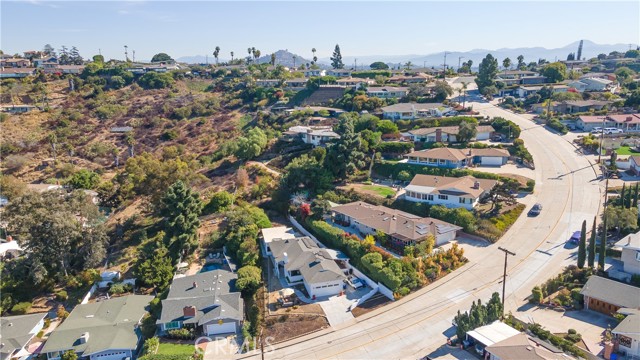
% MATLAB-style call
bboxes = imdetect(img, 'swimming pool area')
[201,263,224,272]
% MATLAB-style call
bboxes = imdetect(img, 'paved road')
[235,99,604,360]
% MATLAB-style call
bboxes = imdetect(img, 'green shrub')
[11,302,32,314]
[374,142,413,154]
[141,337,160,356]
[108,282,133,295]
[161,130,178,141]
[55,290,68,301]
[167,328,194,340]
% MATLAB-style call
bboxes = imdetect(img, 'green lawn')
[362,185,396,197]
[614,146,640,156]
[157,343,195,356]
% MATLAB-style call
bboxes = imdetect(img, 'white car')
[604,128,623,134]
[346,276,364,289]
[590,127,603,134]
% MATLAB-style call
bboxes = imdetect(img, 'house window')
[427,195,434,201]
[438,195,448,200]
[165,321,181,330]
[459,197,466,204]
[636,251,640,261]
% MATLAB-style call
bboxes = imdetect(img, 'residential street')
[236,96,605,360]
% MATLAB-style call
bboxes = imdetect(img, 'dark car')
[529,203,542,216]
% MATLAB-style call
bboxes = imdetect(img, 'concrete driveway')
[319,294,356,327]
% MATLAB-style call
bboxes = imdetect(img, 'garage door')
[480,156,503,166]
[205,322,236,335]
[475,132,490,140]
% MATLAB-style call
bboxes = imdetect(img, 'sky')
[1,0,639,61]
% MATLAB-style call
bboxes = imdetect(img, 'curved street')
[238,92,605,360]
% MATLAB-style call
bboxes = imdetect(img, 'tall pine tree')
[633,183,639,208]
[324,116,365,180]
[475,54,499,92]
[588,217,597,268]
[599,213,607,269]
[578,220,587,268]
[621,183,627,207]
[161,180,203,257]
[330,44,344,69]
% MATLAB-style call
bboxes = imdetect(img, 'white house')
[304,69,326,77]
[284,78,308,90]
[576,114,640,132]
[335,77,375,89]
[260,226,296,257]
[408,125,495,143]
[613,309,640,359]
[403,147,510,168]
[366,86,409,99]
[517,85,569,98]
[404,175,497,210]
[267,236,347,298]
[568,77,614,92]
[283,125,340,146]
[327,69,352,77]
[255,79,280,88]
[381,103,451,120]
[614,232,640,277]
[466,321,521,357]
[331,201,461,247]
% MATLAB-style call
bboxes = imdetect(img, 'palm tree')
[230,51,234,61]
[293,55,297,69]
[254,49,261,62]
[213,46,220,65]
[502,57,511,79]
[247,47,252,63]
[312,48,317,64]
[404,61,413,70]
[270,53,276,66]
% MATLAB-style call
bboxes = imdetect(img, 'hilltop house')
[0,68,36,79]
[568,77,615,92]
[407,125,495,143]
[613,232,640,279]
[1,313,47,360]
[387,73,432,84]
[42,295,153,360]
[366,86,409,99]
[517,85,569,98]
[157,270,243,336]
[266,236,348,298]
[612,309,640,359]
[404,175,497,210]
[284,78,308,90]
[381,103,452,120]
[282,125,340,146]
[531,100,612,114]
[403,147,510,168]
[327,69,352,77]
[331,201,461,247]
[335,77,374,88]
[0,58,31,68]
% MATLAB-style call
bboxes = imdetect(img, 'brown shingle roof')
[580,276,640,309]
[408,175,497,198]
[405,147,469,161]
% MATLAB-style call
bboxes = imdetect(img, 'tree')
[236,265,261,294]
[404,61,414,70]
[5,190,107,283]
[531,286,544,303]
[502,58,512,72]
[43,44,55,56]
[457,122,477,143]
[330,44,344,69]
[270,53,276,66]
[325,116,365,179]
[136,232,174,290]
[486,292,502,322]
[475,54,499,92]
[517,55,525,70]
[160,181,203,256]
[235,127,268,160]
[61,350,77,360]
[566,53,576,61]
[92,54,104,63]
[376,119,398,134]
[625,90,640,108]
[542,62,567,82]
[151,53,173,62]
[599,212,607,270]
[205,191,234,214]
[432,81,454,102]
[230,51,234,61]
[213,46,220,65]
[588,217,596,268]
[311,48,317,64]
[69,46,82,65]
[68,169,100,190]
[615,67,636,83]
[397,170,412,182]
[625,49,640,58]
[370,61,389,70]
[577,220,587,268]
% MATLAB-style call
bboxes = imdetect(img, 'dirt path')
[246,161,281,177]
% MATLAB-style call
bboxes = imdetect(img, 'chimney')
[79,332,89,344]
[435,128,442,143]
[283,252,289,264]
[6,236,13,242]
[627,116,633,122]
[183,306,197,318]
[473,181,480,189]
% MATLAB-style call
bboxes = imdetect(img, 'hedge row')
[374,142,414,154]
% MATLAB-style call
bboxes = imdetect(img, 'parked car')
[529,203,542,216]
[606,128,623,134]
[346,276,364,289]
[569,231,581,244]
[491,134,504,142]
[591,127,603,134]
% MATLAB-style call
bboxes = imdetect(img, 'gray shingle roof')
[580,276,640,309]
[41,295,153,356]
[270,237,345,285]
[1,313,47,360]
[158,270,243,325]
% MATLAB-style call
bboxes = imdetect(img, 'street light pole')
[498,247,516,319]
[443,51,450,78]
[597,117,606,165]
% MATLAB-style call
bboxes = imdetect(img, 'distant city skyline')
[1,1,638,62]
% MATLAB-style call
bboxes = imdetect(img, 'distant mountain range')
[317,40,637,69]
[176,40,636,68]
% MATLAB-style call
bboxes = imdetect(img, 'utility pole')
[498,247,516,319]
[354,58,357,71]
[124,45,129,62]
[132,50,135,63]
[443,51,450,78]
[597,117,606,165]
